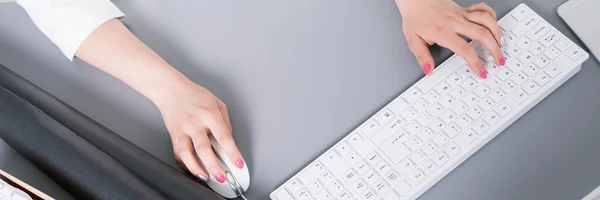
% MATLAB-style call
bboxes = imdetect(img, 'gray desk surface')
[1,0,599,199]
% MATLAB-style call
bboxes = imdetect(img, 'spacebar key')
[417,55,465,92]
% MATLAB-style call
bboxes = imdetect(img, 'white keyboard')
[270,4,589,200]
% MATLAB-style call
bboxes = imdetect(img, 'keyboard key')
[466,106,484,120]
[496,67,514,81]
[540,30,560,47]
[489,89,506,102]
[274,189,295,200]
[344,151,361,166]
[511,6,531,21]
[499,15,518,31]
[380,138,411,164]
[495,103,512,117]
[381,190,401,200]
[484,61,501,75]
[478,49,494,62]
[523,80,540,95]
[347,132,374,156]
[451,101,468,115]
[421,160,438,175]
[523,63,540,77]
[308,179,325,194]
[406,121,423,135]
[355,160,370,175]
[484,111,501,126]
[299,162,326,184]
[504,45,521,58]
[427,103,444,116]
[404,88,423,103]
[361,120,380,137]
[500,79,518,94]
[363,170,380,185]
[434,81,453,96]
[384,170,402,186]
[374,161,392,175]
[389,98,408,115]
[432,151,450,166]
[424,90,440,103]
[507,60,524,72]
[472,120,489,135]
[285,178,304,194]
[413,98,430,113]
[416,112,434,127]
[396,180,412,196]
[373,180,389,195]
[361,189,377,200]
[503,32,518,45]
[444,142,461,157]
[555,39,572,52]
[474,84,491,98]
[417,127,435,141]
[450,86,467,100]
[375,109,395,125]
[444,123,461,138]
[456,115,473,129]
[404,136,423,150]
[371,118,406,145]
[545,63,562,78]
[320,171,335,185]
[461,129,478,144]
[461,77,478,91]
[447,73,463,86]
[511,72,528,85]
[421,141,438,156]
[527,42,545,56]
[324,152,350,176]
[401,107,419,122]
[533,54,550,68]
[512,14,540,36]
[398,158,416,174]
[485,75,502,89]
[544,46,560,60]
[337,190,353,200]
[518,37,533,50]
[517,50,534,64]
[456,65,474,78]
[409,169,426,185]
[295,189,312,200]
[328,181,344,195]
[439,95,456,109]
[432,132,450,147]
[315,190,333,200]
[533,72,551,86]
[440,110,457,124]
[463,93,479,107]
[365,151,382,166]
[566,47,584,61]
[349,179,367,193]
[512,89,529,103]
[409,150,427,165]
[526,22,550,41]
[429,118,446,133]
[477,97,495,111]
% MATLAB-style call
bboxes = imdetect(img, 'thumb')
[407,34,435,75]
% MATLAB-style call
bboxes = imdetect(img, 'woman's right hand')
[396,0,505,78]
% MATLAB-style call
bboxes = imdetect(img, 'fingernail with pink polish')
[214,173,225,183]
[480,68,487,79]
[499,56,506,66]
[235,159,244,169]
[423,64,431,75]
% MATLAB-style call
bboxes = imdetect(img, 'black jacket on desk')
[0,64,226,200]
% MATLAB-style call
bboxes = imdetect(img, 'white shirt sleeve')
[16,0,125,61]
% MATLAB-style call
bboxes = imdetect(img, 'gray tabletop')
[1,0,599,199]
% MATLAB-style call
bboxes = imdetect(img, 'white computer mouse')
[205,134,250,199]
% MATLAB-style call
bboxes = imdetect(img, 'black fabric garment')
[0,85,166,200]
[0,65,224,200]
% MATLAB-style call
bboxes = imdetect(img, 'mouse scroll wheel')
[225,171,236,185]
